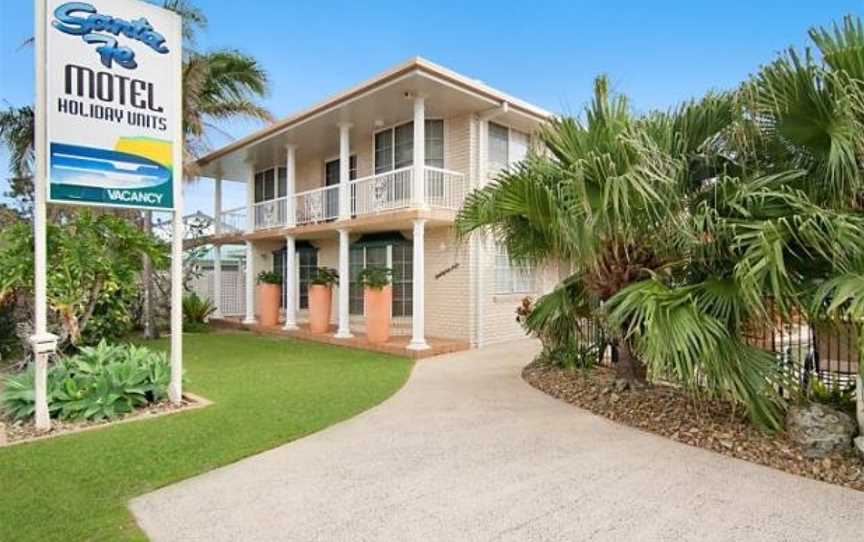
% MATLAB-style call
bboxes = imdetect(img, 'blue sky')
[1,0,860,214]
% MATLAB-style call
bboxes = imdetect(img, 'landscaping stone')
[523,363,864,492]
[0,423,6,446]
[786,404,857,458]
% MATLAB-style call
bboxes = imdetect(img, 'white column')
[212,176,223,318]
[338,123,352,220]
[283,235,298,330]
[285,144,297,227]
[243,241,256,324]
[245,159,255,233]
[413,96,426,207]
[335,228,353,338]
[408,219,429,350]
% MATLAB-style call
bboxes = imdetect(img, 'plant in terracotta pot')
[359,266,393,344]
[308,267,338,333]
[257,271,282,327]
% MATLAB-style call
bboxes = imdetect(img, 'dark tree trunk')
[615,340,646,381]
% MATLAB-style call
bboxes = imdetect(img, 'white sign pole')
[32,0,58,431]
[168,27,183,404]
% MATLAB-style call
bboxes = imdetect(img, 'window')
[349,235,413,317]
[391,243,413,317]
[495,244,535,294]
[274,244,319,310]
[254,167,287,203]
[297,246,318,310]
[425,120,445,169]
[487,122,530,176]
[324,156,357,186]
[374,120,445,173]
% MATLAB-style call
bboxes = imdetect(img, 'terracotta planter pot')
[257,283,281,327]
[308,284,333,333]
[364,285,392,344]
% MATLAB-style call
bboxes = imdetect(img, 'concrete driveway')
[131,340,864,541]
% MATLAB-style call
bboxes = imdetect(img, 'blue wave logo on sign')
[52,2,171,70]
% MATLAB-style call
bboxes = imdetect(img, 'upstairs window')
[254,167,287,203]
[487,122,530,176]
[374,119,445,174]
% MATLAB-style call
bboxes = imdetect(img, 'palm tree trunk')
[615,340,646,381]
[142,210,159,340]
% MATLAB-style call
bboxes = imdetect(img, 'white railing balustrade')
[220,206,247,232]
[236,166,467,232]
[350,167,413,217]
[424,167,466,210]
[295,184,340,226]
[254,197,288,230]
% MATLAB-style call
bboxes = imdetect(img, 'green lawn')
[0,331,413,541]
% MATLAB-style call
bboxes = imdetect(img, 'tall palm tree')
[457,17,864,430]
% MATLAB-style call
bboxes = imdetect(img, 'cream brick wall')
[473,236,558,347]
[424,226,472,342]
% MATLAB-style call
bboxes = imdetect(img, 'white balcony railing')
[295,185,340,226]
[225,166,466,234]
[254,197,288,230]
[221,206,246,232]
[350,166,414,217]
[424,167,466,210]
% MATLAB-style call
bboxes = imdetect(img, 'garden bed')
[523,362,864,492]
[0,392,210,447]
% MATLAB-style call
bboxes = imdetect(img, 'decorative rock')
[0,423,5,446]
[786,404,857,458]
[855,436,864,461]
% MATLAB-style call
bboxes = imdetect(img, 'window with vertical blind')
[487,122,530,176]
[254,167,287,203]
[494,244,535,294]
[374,119,444,173]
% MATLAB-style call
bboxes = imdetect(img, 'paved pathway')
[131,340,864,541]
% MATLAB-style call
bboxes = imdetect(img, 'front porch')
[212,317,469,360]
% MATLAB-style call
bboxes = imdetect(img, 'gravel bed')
[523,362,864,492]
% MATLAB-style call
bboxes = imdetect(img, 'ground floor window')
[349,234,413,317]
[494,244,535,294]
[297,246,318,309]
[274,242,318,310]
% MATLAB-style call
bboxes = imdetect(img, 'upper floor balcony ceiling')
[195,57,552,182]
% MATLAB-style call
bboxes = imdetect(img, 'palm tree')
[457,17,864,430]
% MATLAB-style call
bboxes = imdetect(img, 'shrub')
[358,266,392,289]
[183,293,216,325]
[0,341,174,422]
[310,267,338,286]
[257,271,282,284]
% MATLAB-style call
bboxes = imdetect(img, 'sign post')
[34,0,184,429]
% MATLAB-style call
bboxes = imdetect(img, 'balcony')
[245,166,466,231]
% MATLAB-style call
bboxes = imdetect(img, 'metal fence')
[576,314,859,391]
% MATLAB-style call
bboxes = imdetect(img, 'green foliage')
[0,341,172,422]
[310,267,339,286]
[457,15,864,431]
[805,377,856,413]
[0,211,166,348]
[358,266,392,289]
[257,270,282,284]
[182,293,216,328]
[0,298,18,360]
